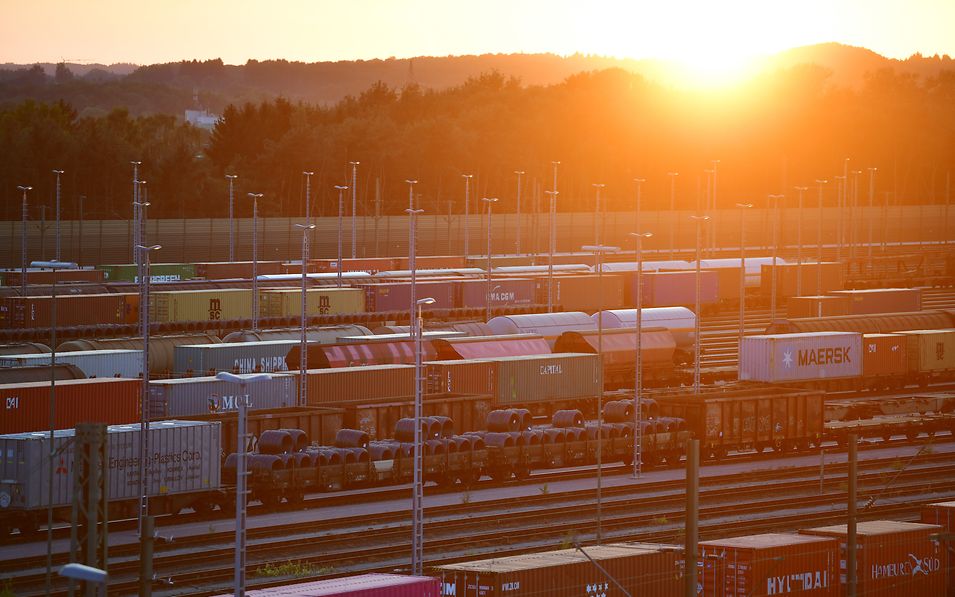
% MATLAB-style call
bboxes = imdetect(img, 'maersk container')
[175,340,300,375]
[454,278,536,309]
[294,364,415,406]
[259,287,365,317]
[739,332,863,383]
[828,288,922,315]
[150,289,252,322]
[638,270,718,308]
[898,329,955,374]
[593,307,697,350]
[800,521,947,596]
[360,281,455,312]
[493,353,600,406]
[148,373,295,418]
[100,263,196,283]
[0,349,143,379]
[0,420,220,510]
[0,378,140,434]
[230,573,441,597]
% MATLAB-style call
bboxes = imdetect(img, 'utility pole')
[685,439,699,597]
[350,161,360,258]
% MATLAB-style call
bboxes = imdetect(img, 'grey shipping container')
[175,340,300,375]
[739,332,863,383]
[0,349,143,379]
[0,420,220,511]
[149,374,296,418]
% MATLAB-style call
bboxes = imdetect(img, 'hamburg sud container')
[435,543,683,596]
[739,332,863,383]
[861,334,907,381]
[174,340,300,375]
[898,329,955,374]
[360,281,455,312]
[259,288,365,317]
[921,502,955,595]
[788,295,851,319]
[454,278,536,309]
[0,349,143,378]
[800,521,947,596]
[222,574,440,597]
[699,533,840,597]
[148,373,295,418]
[100,263,196,282]
[638,270,719,308]
[828,288,922,315]
[0,378,140,434]
[0,294,133,328]
[150,289,252,322]
[0,420,220,511]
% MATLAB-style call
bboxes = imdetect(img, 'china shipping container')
[699,533,840,597]
[1,268,104,286]
[228,573,441,597]
[828,288,922,315]
[259,288,365,317]
[739,332,863,383]
[58,333,222,376]
[150,289,253,322]
[800,520,947,596]
[148,373,296,418]
[0,420,220,510]
[359,281,455,312]
[99,263,196,282]
[788,295,851,318]
[898,329,955,374]
[345,393,493,440]
[0,349,143,378]
[434,543,683,596]
[175,340,300,375]
[0,364,85,384]
[760,262,845,299]
[861,334,907,381]
[637,270,719,309]
[295,364,415,406]
[454,278,536,309]
[920,502,955,596]
[0,378,141,434]
[536,274,626,312]
[0,293,134,328]
[194,261,285,279]
[180,406,343,454]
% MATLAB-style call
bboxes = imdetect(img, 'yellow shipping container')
[260,288,365,317]
[150,289,253,322]
[900,329,955,373]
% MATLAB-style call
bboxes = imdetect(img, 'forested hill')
[1,44,952,117]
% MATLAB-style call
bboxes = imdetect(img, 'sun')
[666,47,765,88]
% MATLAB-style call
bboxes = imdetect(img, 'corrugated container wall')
[425,360,497,395]
[788,295,851,318]
[0,349,143,378]
[150,289,252,322]
[921,502,955,597]
[861,334,907,379]
[298,365,416,406]
[100,263,196,282]
[898,329,955,374]
[1,268,104,286]
[0,420,220,510]
[0,378,140,434]
[454,278,536,309]
[538,274,626,312]
[760,262,845,299]
[0,294,133,328]
[828,288,922,315]
[637,270,719,309]
[739,332,863,382]
[229,573,441,596]
[360,281,455,312]
[494,353,600,406]
[149,374,296,418]
[260,288,365,317]
[175,341,299,375]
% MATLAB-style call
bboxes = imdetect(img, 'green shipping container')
[99,263,196,283]
[493,353,600,406]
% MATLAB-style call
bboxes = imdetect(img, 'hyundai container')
[0,378,140,434]
[0,349,142,379]
[175,340,300,375]
[828,288,922,315]
[740,332,862,383]
[787,295,851,318]
[149,373,295,418]
[259,288,365,317]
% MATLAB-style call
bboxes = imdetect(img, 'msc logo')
[319,295,331,314]
[208,298,222,320]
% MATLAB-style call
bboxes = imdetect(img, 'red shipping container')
[0,378,141,434]
[2,268,105,286]
[359,281,455,312]
[829,288,922,315]
[700,533,840,597]
[921,502,955,597]
[801,520,947,596]
[0,294,134,329]
[194,261,284,279]
[226,573,441,596]
[788,295,852,318]
[862,333,907,380]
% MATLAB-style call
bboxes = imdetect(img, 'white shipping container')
[0,420,220,511]
[0,349,143,379]
[174,340,299,375]
[740,332,863,382]
[149,373,295,417]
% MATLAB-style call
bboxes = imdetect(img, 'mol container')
[739,332,862,383]
[828,288,922,315]
[150,289,252,322]
[800,520,947,596]
[228,573,440,597]
[148,373,295,418]
[898,329,955,375]
[174,340,300,375]
[434,543,683,596]
[454,278,536,309]
[0,420,220,511]
[0,378,140,434]
[699,533,839,597]
[259,288,365,317]
[921,502,955,596]
[788,295,851,318]
[0,349,143,378]
[861,334,907,382]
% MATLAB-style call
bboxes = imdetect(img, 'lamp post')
[226,174,238,261]
[710,160,720,256]
[334,185,348,288]
[768,195,785,321]
[592,184,606,246]
[514,170,525,255]
[834,175,846,263]
[667,172,679,259]
[482,198,499,321]
[17,185,32,297]
[704,170,715,258]
[867,168,877,270]
[405,180,422,335]
[350,162,360,258]
[59,563,108,597]
[294,224,315,407]
[629,232,652,479]
[735,204,752,359]
[545,190,559,312]
[633,178,646,236]
[849,170,862,261]
[52,169,64,261]
[215,372,271,597]
[136,243,161,539]
[689,216,709,393]
[412,296,435,576]
[302,171,314,227]
[246,193,263,330]
[815,180,828,294]
[462,174,473,257]
[131,161,141,261]
[794,186,808,296]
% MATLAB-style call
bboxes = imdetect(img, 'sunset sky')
[3,0,953,75]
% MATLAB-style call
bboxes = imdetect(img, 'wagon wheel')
[255,490,281,510]
[882,433,893,442]
[906,430,919,441]
[192,499,215,515]
[284,488,305,505]
[514,465,531,481]
[665,450,683,468]
[490,465,513,483]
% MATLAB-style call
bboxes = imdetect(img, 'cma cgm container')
[454,278,536,309]
[434,543,683,596]
[260,288,365,317]
[637,270,718,309]
[898,329,955,375]
[0,294,133,328]
[800,521,947,596]
[760,262,845,299]
[228,574,440,596]
[828,288,922,315]
[296,364,415,406]
[788,295,851,319]
[861,334,907,385]
[0,378,140,434]
[150,289,252,322]
[175,340,300,375]
[100,262,196,282]
[739,332,863,383]
[148,373,295,418]
[0,349,143,378]
[699,533,839,597]
[360,281,455,312]
[921,502,955,595]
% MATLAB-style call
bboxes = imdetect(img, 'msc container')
[536,274,626,312]
[0,420,220,510]
[231,574,441,596]
[359,281,455,312]
[58,333,222,376]
[259,288,365,317]
[800,520,947,596]
[222,325,373,344]
[431,335,551,360]
[345,393,492,440]
[699,533,839,597]
[0,378,140,434]
[788,295,851,318]
[454,278,536,309]
[921,502,955,596]
[760,262,845,299]
[0,349,143,379]
[100,263,196,283]
[861,334,907,380]
[148,373,296,418]
[0,293,133,328]
[0,364,85,384]
[179,406,343,454]
[739,332,863,383]
[434,543,683,596]
[493,353,600,406]
[150,289,252,322]
[828,288,922,315]
[637,270,719,309]
[194,261,284,279]
[898,329,955,374]
[1,268,104,286]
[295,364,415,406]
[175,341,299,375]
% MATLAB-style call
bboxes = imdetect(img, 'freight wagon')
[0,364,85,384]
[175,340,301,375]
[552,327,680,388]
[0,293,136,328]
[58,333,222,376]
[760,262,845,300]
[149,373,296,418]
[593,307,697,363]
[765,309,955,335]
[0,349,143,379]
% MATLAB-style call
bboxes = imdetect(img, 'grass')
[254,560,330,578]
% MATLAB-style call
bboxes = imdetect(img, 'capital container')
[788,295,851,318]
[295,364,415,406]
[0,349,143,379]
[492,353,599,406]
[345,393,492,440]
[760,262,845,299]
[740,332,862,383]
[99,263,196,283]
[259,287,365,317]
[828,288,922,315]
[0,293,133,328]
[637,270,718,309]
[434,543,683,596]
[0,420,220,510]
[921,502,955,596]
[175,340,300,375]
[150,288,253,322]
[861,334,907,381]
[359,281,455,312]
[1,268,104,286]
[898,329,955,374]
[800,520,947,596]
[223,573,440,596]
[0,378,140,434]
[536,274,626,312]
[180,406,343,453]
[454,278,536,309]
[699,533,840,597]
[148,373,295,418]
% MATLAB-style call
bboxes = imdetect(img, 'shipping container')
[0,293,133,328]
[223,325,373,344]
[398,255,469,270]
[800,520,947,596]
[226,574,441,597]
[828,288,922,315]
[454,277,536,309]
[739,332,863,383]
[637,270,719,309]
[861,334,907,383]
[553,328,677,388]
[289,341,437,370]
[921,502,955,596]
[434,543,683,596]
[431,334,551,360]
[1,268,104,286]
[359,281,455,312]
[259,288,365,317]
[760,262,845,299]
[898,329,955,374]
[0,364,85,384]
[487,312,596,341]
[345,393,493,440]
[100,263,196,283]
[311,257,399,274]
[766,309,955,335]
[700,533,839,597]
[536,274,626,312]
[58,333,222,376]
[150,289,253,322]
[788,295,851,318]
[493,353,600,407]
[594,307,697,351]
[0,349,143,379]
[194,261,285,279]
[149,373,296,418]
[694,257,782,288]
[0,378,141,434]
[425,360,497,396]
[0,420,219,510]
[180,406,343,454]
[706,266,743,303]
[175,341,300,375]
[295,364,415,406]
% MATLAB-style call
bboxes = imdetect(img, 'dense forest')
[0,46,953,222]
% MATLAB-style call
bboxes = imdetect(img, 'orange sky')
[3,0,953,72]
